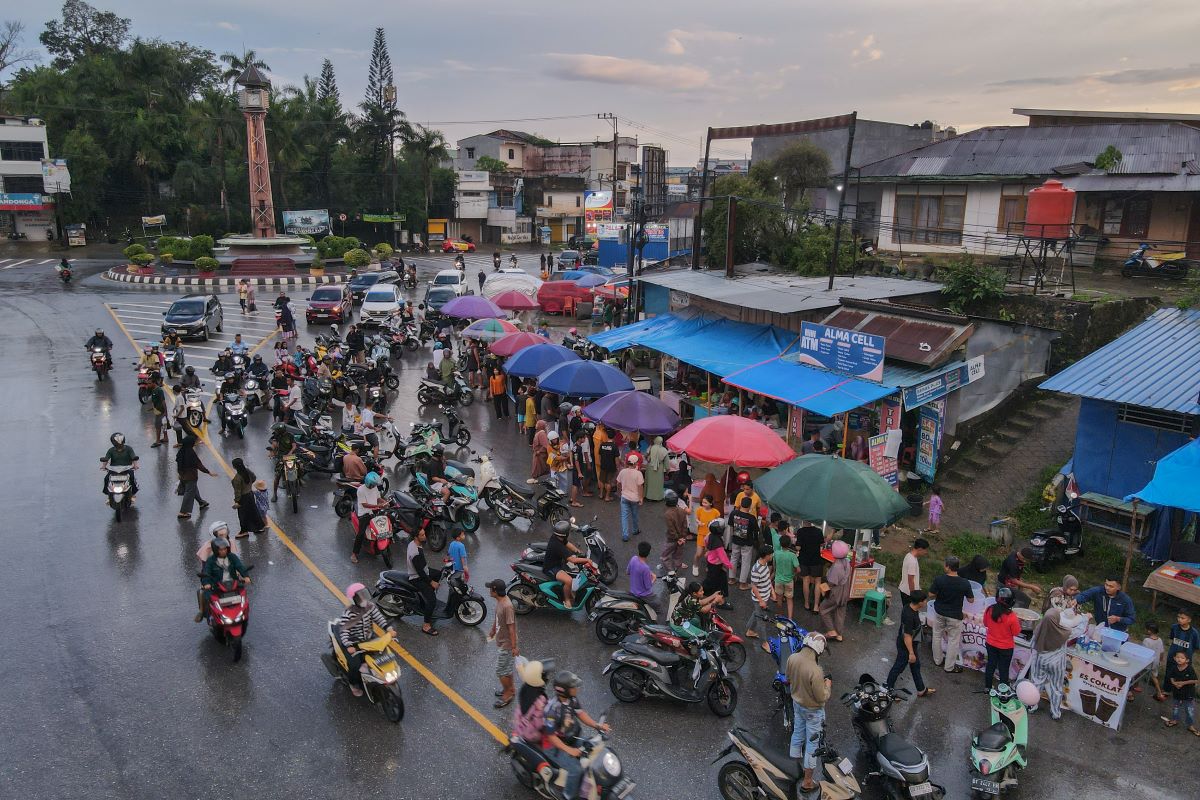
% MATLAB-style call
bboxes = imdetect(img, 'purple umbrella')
[440,294,505,319]
[574,273,608,288]
[582,389,681,435]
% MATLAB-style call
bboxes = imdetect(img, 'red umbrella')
[593,284,629,300]
[490,331,547,357]
[666,415,795,468]
[492,290,540,311]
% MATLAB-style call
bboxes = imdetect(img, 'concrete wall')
[454,135,502,170]
[751,120,939,171]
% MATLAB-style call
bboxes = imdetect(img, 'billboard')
[797,322,886,382]
[282,209,330,235]
[584,190,614,236]
[41,159,72,193]
[643,223,668,242]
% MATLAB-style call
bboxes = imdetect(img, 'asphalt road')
[0,253,1187,800]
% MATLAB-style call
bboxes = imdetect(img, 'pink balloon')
[1016,680,1040,706]
[831,540,850,559]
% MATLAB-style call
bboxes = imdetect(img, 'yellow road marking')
[104,303,506,744]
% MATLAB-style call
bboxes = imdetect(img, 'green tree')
[751,141,831,210]
[475,155,508,174]
[937,253,1005,313]
[317,58,339,107]
[39,0,130,68]
[405,124,449,216]
[219,49,270,90]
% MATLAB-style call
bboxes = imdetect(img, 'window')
[1101,196,1152,238]
[0,140,45,161]
[997,184,1032,233]
[1117,403,1198,434]
[575,196,581,208]
[508,148,515,160]
[545,194,553,207]
[616,163,627,181]
[893,184,966,245]
[616,191,627,209]
[2,176,44,193]
[466,147,475,159]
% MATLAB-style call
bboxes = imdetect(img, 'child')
[693,494,721,578]
[924,486,943,534]
[1167,608,1200,666]
[273,339,289,365]
[745,546,775,648]
[516,385,527,435]
[1161,650,1199,734]
[773,534,799,621]
[448,528,468,579]
[1136,622,1167,702]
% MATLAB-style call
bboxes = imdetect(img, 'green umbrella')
[755,454,910,529]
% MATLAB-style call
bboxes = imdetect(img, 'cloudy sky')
[14,0,1200,164]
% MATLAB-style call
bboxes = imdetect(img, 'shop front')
[0,192,55,239]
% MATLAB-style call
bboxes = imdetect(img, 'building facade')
[0,116,55,240]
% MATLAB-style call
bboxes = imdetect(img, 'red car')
[537,280,595,315]
[305,285,352,324]
[441,238,476,253]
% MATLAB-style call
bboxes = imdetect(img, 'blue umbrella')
[537,360,634,398]
[574,273,608,288]
[503,342,580,378]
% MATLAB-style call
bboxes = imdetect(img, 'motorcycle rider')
[84,328,113,368]
[247,354,269,380]
[230,333,249,356]
[672,580,724,627]
[417,444,453,503]
[215,372,243,435]
[492,251,501,271]
[350,471,388,564]
[544,520,593,609]
[542,671,612,800]
[180,365,201,391]
[100,432,139,498]
[196,532,250,621]
[193,522,237,621]
[138,345,160,373]
[406,526,441,636]
[336,583,397,696]
[268,422,301,502]
[212,347,235,375]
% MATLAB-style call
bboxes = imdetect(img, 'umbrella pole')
[1123,499,1139,591]
[660,357,665,394]
[839,412,850,458]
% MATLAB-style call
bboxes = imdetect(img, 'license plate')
[837,758,854,776]
[970,775,999,795]
[167,328,177,334]
[910,782,935,797]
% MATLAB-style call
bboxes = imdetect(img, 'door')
[1187,196,1200,259]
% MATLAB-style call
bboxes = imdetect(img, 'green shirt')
[102,445,138,466]
[773,549,799,585]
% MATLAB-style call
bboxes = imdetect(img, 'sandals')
[493,696,513,709]
[422,627,439,636]
[1190,727,1200,737]
[917,688,937,697]
[1162,717,1178,727]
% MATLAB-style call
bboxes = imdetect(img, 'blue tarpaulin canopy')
[724,360,898,418]
[1126,438,1200,512]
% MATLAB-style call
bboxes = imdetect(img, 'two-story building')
[0,116,56,240]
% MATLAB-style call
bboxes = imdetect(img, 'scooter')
[1121,243,1191,280]
[604,622,738,716]
[715,727,862,800]
[843,674,945,799]
[183,386,206,429]
[59,266,72,284]
[161,345,185,378]
[968,684,1028,799]
[242,374,268,413]
[509,713,635,800]
[623,613,748,673]
[104,465,135,521]
[518,516,618,583]
[350,511,396,568]
[199,565,253,662]
[136,367,156,404]
[89,346,111,380]
[373,561,487,626]
[1029,502,1083,571]
[506,559,606,616]
[280,454,302,514]
[320,625,405,723]
[475,453,535,522]
[412,405,472,448]
[417,376,474,407]
[219,392,248,439]
[590,571,686,644]
[763,614,808,732]
[409,468,480,535]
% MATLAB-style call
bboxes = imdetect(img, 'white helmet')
[802,632,827,656]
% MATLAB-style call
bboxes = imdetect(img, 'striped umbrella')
[461,317,518,342]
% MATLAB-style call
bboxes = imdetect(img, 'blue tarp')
[645,318,798,378]
[1126,438,1200,512]
[588,312,713,352]
[724,360,898,417]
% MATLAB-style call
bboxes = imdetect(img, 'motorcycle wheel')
[381,549,393,569]
[459,509,480,532]
[381,685,405,723]
[490,495,516,522]
[508,584,538,616]
[187,410,203,429]
[609,665,646,702]
[716,761,759,800]
[594,611,630,645]
[458,388,474,406]
[290,486,299,514]
[583,591,600,615]
[385,375,400,390]
[455,428,472,447]
[721,641,748,673]
[509,756,535,789]
[378,476,390,495]
[599,553,619,585]
[137,388,150,404]
[417,389,432,406]
[334,498,353,518]
[231,637,243,662]
[113,497,123,523]
[426,523,448,552]
[235,424,244,440]
[455,598,487,626]
[547,505,569,526]
[707,678,738,716]
[780,691,794,733]
[405,338,419,352]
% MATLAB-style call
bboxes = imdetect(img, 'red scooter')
[136,367,156,404]
[350,511,396,568]
[200,567,253,662]
[631,611,748,673]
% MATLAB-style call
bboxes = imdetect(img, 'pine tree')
[317,58,339,110]
[364,28,394,110]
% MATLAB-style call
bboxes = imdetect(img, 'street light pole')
[827,112,858,291]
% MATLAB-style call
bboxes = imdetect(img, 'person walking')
[149,375,170,448]
[693,494,721,578]
[596,429,618,501]
[818,540,852,642]
[773,534,800,621]
[489,367,510,420]
[1028,606,1078,719]
[643,436,669,502]
[237,279,249,314]
[794,521,824,613]
[170,383,189,446]
[886,590,935,697]
[487,579,519,709]
[245,281,257,314]
[745,546,775,649]
[528,420,550,484]
[661,489,689,574]
[929,556,974,673]
[983,587,1022,690]
[900,538,929,606]
[727,496,761,591]
[616,454,644,542]
[477,269,487,294]
[571,431,595,499]
[230,458,263,538]
[176,434,214,519]
[785,632,831,792]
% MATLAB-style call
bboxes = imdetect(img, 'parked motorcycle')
[605,622,737,716]
[509,712,635,800]
[1121,243,1192,280]
[199,565,253,662]
[844,674,945,799]
[623,613,748,674]
[762,613,808,732]
[1029,502,1083,571]
[320,625,405,723]
[89,346,111,380]
[409,468,480,538]
[417,376,473,407]
[969,683,1029,799]
[590,571,686,644]
[715,727,862,800]
[518,517,618,584]
[373,562,487,626]
[104,465,135,521]
[411,405,472,449]
[350,511,397,568]
[506,560,606,616]
[476,453,542,522]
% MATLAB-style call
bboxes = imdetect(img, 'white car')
[430,269,470,296]
[359,283,403,325]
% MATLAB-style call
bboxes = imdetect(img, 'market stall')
[1062,640,1157,730]
[1143,562,1200,611]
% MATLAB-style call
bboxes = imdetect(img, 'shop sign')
[643,223,668,242]
[902,355,985,410]
[597,223,625,240]
[281,209,330,235]
[797,322,886,382]
[42,159,72,193]
[915,399,945,481]
[362,212,405,223]
[878,399,901,434]
[0,193,53,210]
[584,190,613,235]
[1065,653,1129,729]
[868,433,898,487]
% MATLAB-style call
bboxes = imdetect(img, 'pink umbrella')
[666,415,795,468]
[492,290,540,311]
[490,331,546,357]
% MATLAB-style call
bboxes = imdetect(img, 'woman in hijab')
[669,451,692,497]
[960,554,991,596]
[644,436,669,502]
[1028,606,1079,719]
[700,472,726,515]
[818,541,853,642]
[231,457,262,538]
[529,420,550,482]
[1042,574,1080,613]
[176,434,214,519]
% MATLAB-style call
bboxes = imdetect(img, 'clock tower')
[236,64,276,239]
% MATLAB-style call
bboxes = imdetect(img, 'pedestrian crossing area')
[0,257,74,270]
[106,298,280,373]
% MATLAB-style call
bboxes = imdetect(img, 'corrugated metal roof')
[820,306,973,366]
[638,270,943,315]
[1040,308,1200,413]
[859,123,1200,180]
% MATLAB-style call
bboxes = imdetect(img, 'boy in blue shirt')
[1168,608,1200,665]
[447,528,468,579]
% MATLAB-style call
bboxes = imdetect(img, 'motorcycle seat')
[641,624,675,638]
[389,491,424,511]
[512,563,546,579]
[731,727,801,781]
[974,722,1012,752]
[500,477,535,497]
[877,733,925,768]
[379,570,416,590]
[605,590,647,604]
[446,460,475,478]
[623,641,681,666]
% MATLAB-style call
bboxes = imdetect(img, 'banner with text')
[915,399,946,481]
[868,433,898,487]
[797,322,886,382]
[584,190,614,236]
[902,355,986,410]
[282,209,330,235]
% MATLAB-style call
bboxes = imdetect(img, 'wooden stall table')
[1143,561,1200,611]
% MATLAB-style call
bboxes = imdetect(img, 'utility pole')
[827,112,858,291]
[385,84,398,248]
[597,112,618,203]
[692,128,712,270]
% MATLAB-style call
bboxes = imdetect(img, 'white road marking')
[1,259,33,270]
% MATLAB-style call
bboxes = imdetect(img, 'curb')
[103,269,347,287]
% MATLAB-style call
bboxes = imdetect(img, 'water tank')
[1023,179,1075,239]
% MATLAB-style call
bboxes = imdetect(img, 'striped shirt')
[750,561,773,601]
[337,604,390,648]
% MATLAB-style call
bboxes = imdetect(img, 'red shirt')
[983,608,1021,649]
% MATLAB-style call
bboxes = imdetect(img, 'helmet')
[142,346,151,354]
[95,328,103,336]
[110,432,125,447]
[802,632,827,656]
[210,536,232,554]
[736,471,750,485]
[431,444,445,456]
[582,422,596,434]
[571,405,581,414]
[552,520,571,539]
[559,402,572,413]
[223,347,232,354]
[553,671,583,694]
[363,472,381,488]
[344,582,369,605]
[569,327,578,335]
[252,354,263,364]
[434,342,443,351]
[663,489,679,505]
[224,372,236,380]
[708,518,727,536]
[997,587,1015,608]
[271,422,286,433]
[208,521,230,538]
[185,366,195,375]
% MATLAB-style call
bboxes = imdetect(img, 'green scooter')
[969,682,1030,798]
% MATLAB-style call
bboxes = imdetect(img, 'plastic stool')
[859,589,887,627]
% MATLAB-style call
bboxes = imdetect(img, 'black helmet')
[431,443,445,456]
[997,587,1015,608]
[552,520,571,539]
[271,422,286,433]
[185,366,195,375]
[663,489,679,505]
[553,671,582,693]
[252,354,263,364]
[110,432,125,447]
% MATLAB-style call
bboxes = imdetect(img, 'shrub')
[189,235,214,258]
[317,235,362,259]
[373,242,393,257]
[936,253,1005,313]
[343,248,372,269]
[159,253,174,264]
[130,253,155,267]
[157,236,181,254]
[310,255,324,271]
[123,243,147,259]
[194,256,219,272]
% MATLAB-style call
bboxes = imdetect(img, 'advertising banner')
[141,214,166,226]
[643,223,668,242]
[868,433,898,487]
[915,399,945,481]
[902,355,985,410]
[0,193,54,210]
[362,212,405,224]
[1065,654,1129,729]
[797,322,886,382]
[878,398,901,434]
[584,190,613,235]
[597,222,625,240]
[281,209,330,235]
[950,593,1033,680]
[41,159,72,193]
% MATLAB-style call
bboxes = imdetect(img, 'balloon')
[831,540,850,559]
[1016,680,1041,706]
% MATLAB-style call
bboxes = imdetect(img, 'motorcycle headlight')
[601,751,621,777]
[384,669,399,682]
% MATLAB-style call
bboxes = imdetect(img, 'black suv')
[162,294,223,341]
[348,269,400,305]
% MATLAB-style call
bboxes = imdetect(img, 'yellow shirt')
[524,395,536,422]
[734,489,761,516]
[695,506,721,544]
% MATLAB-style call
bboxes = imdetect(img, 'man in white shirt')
[351,472,387,564]
[901,538,929,606]
[283,379,303,422]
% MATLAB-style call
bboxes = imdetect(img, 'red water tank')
[1023,179,1075,239]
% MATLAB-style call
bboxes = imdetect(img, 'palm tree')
[404,125,449,217]
[219,50,271,90]
[189,89,242,230]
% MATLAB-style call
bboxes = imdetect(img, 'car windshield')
[364,288,395,303]
[433,273,461,285]
[560,250,580,261]
[310,288,342,301]
[168,300,205,316]
[426,288,455,302]
[349,274,380,288]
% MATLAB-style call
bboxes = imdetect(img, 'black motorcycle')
[604,625,737,716]
[517,516,618,584]
[844,674,945,799]
[509,713,634,800]
[373,563,487,626]
[417,376,473,407]
[1029,502,1083,571]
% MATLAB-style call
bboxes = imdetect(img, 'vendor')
[1075,576,1136,632]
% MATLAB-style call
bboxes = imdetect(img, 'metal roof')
[1040,308,1200,414]
[1014,108,1200,123]
[820,306,973,366]
[857,123,1200,180]
[638,270,942,315]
